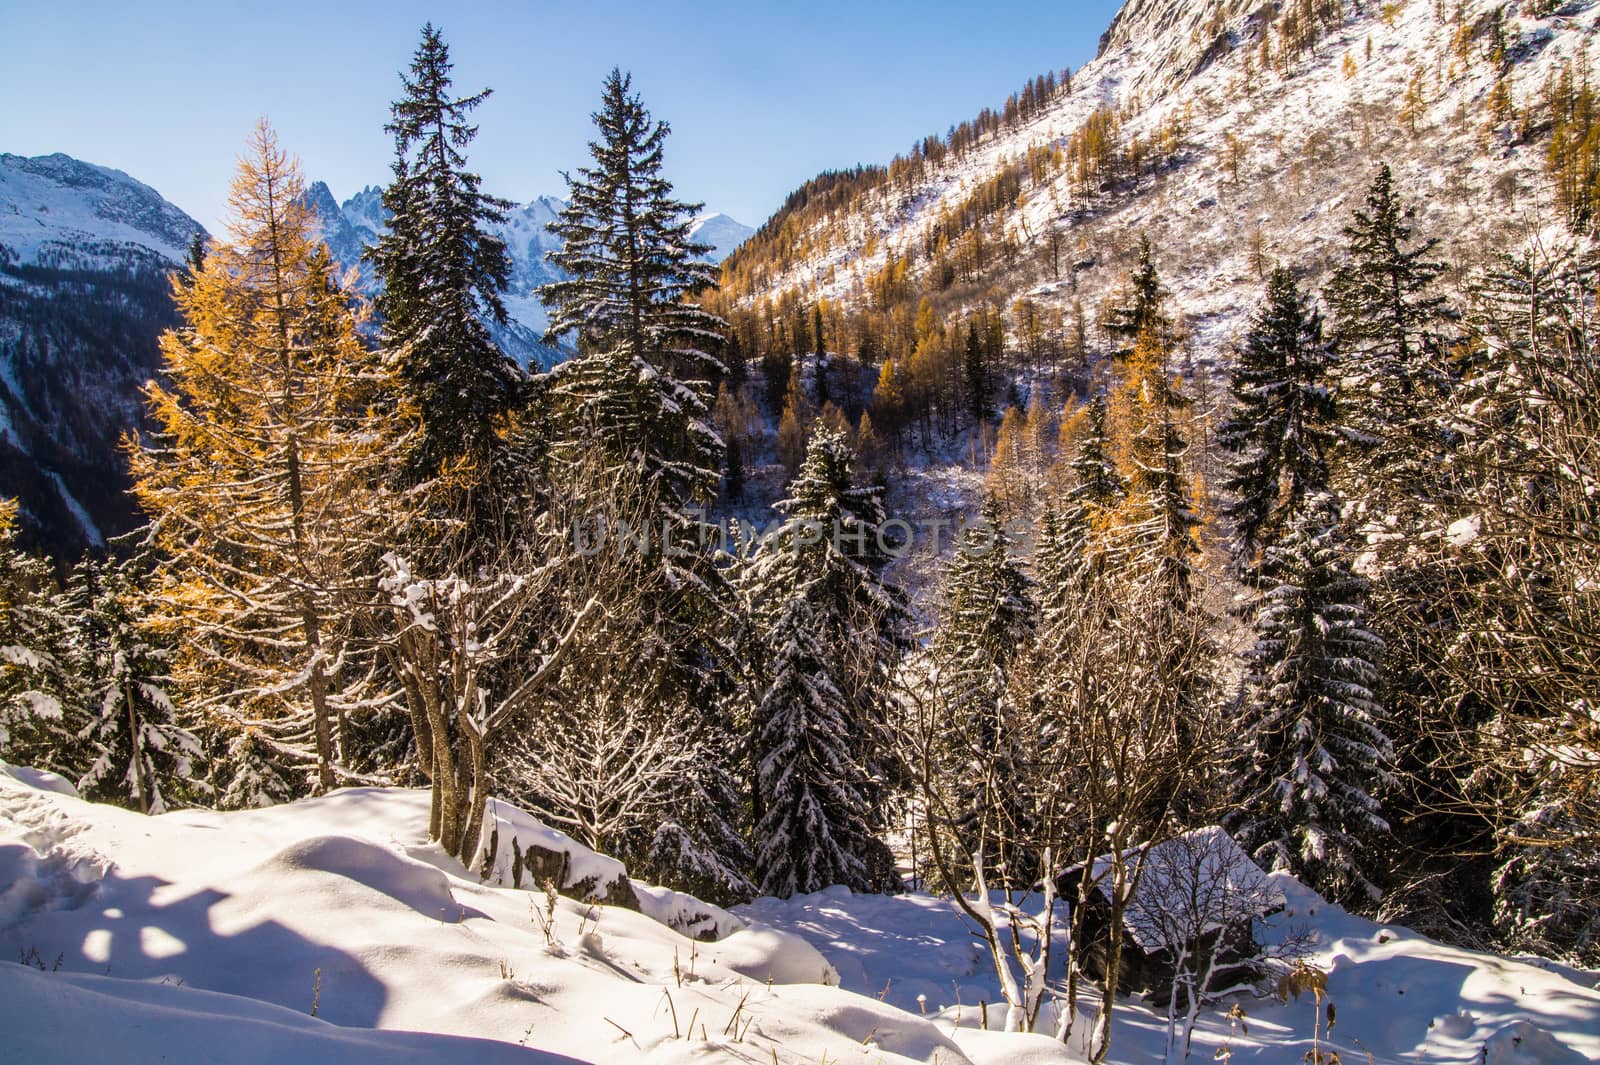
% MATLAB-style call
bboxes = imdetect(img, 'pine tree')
[935,497,1037,885]
[0,499,72,777]
[539,70,748,894]
[371,23,520,484]
[1326,163,1463,907]
[1037,393,1124,620]
[1219,268,1339,585]
[130,122,415,797]
[1326,163,1455,498]
[542,68,726,513]
[746,428,911,895]
[1067,390,1126,512]
[753,595,873,896]
[61,540,200,814]
[1230,493,1393,904]
[1105,234,1169,358]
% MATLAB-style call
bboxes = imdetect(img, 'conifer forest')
[2,4,1599,1063]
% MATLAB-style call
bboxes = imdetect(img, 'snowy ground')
[2,763,1596,1064]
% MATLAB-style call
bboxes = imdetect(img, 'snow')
[45,470,105,548]
[738,874,1600,1064]
[0,766,959,1065]
[1447,513,1482,548]
[1,766,1597,1062]
[0,152,203,266]
[688,212,755,263]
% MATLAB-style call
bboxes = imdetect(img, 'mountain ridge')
[722,0,1595,372]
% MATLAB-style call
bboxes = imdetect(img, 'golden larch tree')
[129,121,416,800]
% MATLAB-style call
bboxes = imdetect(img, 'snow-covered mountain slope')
[689,211,756,262]
[731,0,1597,363]
[0,154,206,555]
[0,152,202,268]
[5,763,1596,1064]
[307,182,749,369]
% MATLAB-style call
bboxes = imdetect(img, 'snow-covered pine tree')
[371,23,520,486]
[753,595,873,897]
[540,67,726,514]
[535,69,753,897]
[1219,267,1338,586]
[1067,389,1126,512]
[1325,163,1466,915]
[1038,390,1126,617]
[1105,234,1170,359]
[1326,163,1455,506]
[60,538,201,814]
[0,498,73,777]
[130,122,417,797]
[934,496,1037,886]
[1230,492,1393,904]
[746,428,911,895]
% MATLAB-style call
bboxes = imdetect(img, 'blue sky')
[1,1,1125,233]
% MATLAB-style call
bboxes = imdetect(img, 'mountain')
[0,153,206,556]
[689,211,756,262]
[721,0,1596,369]
[305,182,751,369]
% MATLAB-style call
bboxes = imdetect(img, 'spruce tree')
[1113,324,1200,607]
[371,23,520,483]
[1326,163,1465,909]
[60,541,200,814]
[746,428,911,895]
[936,496,1037,885]
[1038,393,1126,635]
[1068,390,1126,511]
[1230,493,1393,904]
[539,69,749,895]
[542,68,726,513]
[1220,267,1339,585]
[1326,163,1455,506]
[1105,234,1169,358]
[753,595,873,896]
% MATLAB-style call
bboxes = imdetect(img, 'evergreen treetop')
[371,22,519,479]
[1220,267,1339,584]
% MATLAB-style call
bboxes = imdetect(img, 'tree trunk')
[124,673,148,814]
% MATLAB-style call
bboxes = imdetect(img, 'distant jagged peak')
[688,211,754,263]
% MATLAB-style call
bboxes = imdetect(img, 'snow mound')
[1482,1021,1591,1065]
[256,835,460,918]
[708,925,838,986]
[0,768,982,1065]
[3,961,576,1065]
[634,882,745,941]
[1,761,77,797]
